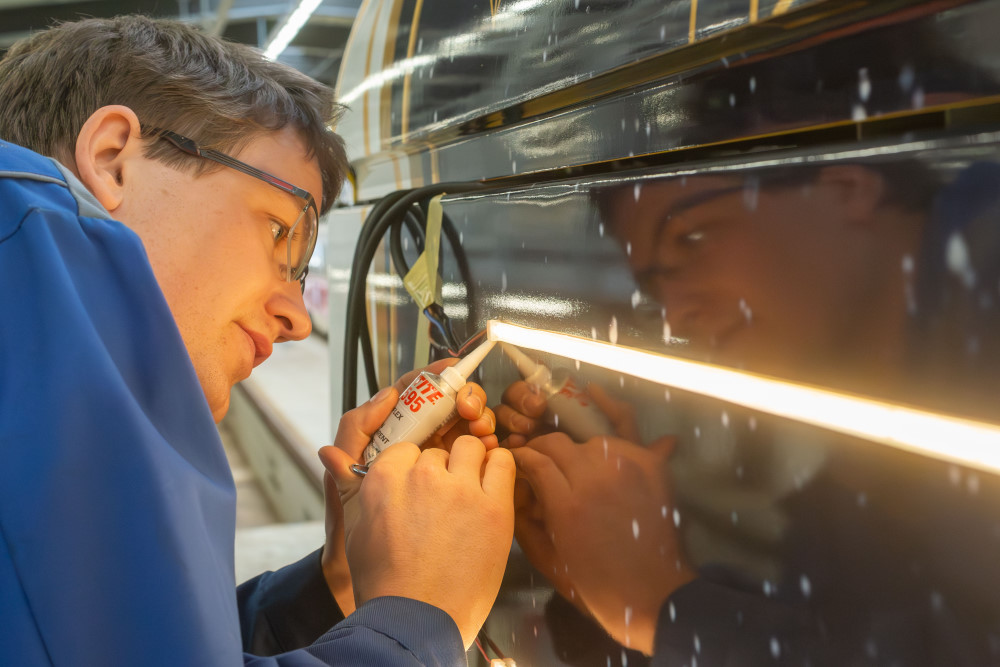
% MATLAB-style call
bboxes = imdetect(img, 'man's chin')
[210,393,231,424]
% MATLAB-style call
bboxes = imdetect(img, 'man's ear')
[815,165,886,225]
[74,105,144,214]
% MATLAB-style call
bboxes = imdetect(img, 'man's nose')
[269,279,313,343]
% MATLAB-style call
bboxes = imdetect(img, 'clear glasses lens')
[281,202,319,282]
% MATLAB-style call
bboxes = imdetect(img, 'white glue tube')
[500,342,614,442]
[363,339,496,465]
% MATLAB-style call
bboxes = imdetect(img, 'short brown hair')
[0,15,347,211]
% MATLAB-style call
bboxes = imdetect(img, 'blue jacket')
[0,139,465,666]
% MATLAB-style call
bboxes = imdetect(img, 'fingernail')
[370,387,392,404]
[466,393,483,414]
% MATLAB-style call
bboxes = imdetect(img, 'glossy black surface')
[337,0,1000,200]
[356,132,1000,666]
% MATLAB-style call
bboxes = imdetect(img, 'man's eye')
[269,220,288,243]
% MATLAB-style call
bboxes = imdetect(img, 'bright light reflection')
[487,321,1000,476]
[264,0,323,60]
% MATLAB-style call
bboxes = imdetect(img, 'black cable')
[342,182,487,414]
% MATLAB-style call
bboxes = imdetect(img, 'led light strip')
[487,320,1000,475]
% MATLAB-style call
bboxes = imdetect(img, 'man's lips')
[240,326,273,369]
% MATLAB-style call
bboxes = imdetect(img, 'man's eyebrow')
[662,183,746,219]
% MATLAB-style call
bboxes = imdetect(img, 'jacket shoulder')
[0,139,75,242]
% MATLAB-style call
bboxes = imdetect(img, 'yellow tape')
[402,193,444,310]
[403,193,445,367]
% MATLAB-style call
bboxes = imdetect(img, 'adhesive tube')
[500,342,614,442]
[364,339,496,465]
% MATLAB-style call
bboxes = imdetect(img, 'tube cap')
[441,339,495,391]
[500,342,553,388]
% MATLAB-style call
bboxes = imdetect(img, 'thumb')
[333,386,398,460]
[319,445,365,503]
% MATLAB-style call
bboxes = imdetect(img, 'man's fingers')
[522,432,580,472]
[319,445,365,501]
[495,404,540,436]
[456,382,488,421]
[501,380,549,418]
[370,440,422,477]
[482,446,516,500]
[448,435,487,477]
[333,387,398,459]
[510,446,570,503]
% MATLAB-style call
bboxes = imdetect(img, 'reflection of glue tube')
[500,342,614,442]
[364,339,496,465]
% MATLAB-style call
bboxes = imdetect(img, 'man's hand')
[317,359,500,634]
[512,433,695,655]
[344,437,515,648]
[494,380,551,448]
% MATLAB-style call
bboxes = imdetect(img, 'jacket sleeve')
[242,596,468,667]
[237,549,346,655]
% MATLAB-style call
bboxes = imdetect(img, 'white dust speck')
[800,575,812,598]
[610,316,619,344]
[770,637,781,658]
[673,508,681,527]
[632,519,640,540]
[899,64,915,91]
[946,232,977,288]
[858,67,871,102]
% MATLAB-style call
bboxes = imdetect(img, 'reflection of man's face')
[610,172,885,381]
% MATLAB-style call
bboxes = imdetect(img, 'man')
[0,15,514,665]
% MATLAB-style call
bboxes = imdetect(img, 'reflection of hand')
[496,376,643,447]
[494,379,550,448]
[512,433,696,655]
[317,360,498,616]
[342,437,516,648]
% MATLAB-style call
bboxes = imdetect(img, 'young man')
[0,15,515,665]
